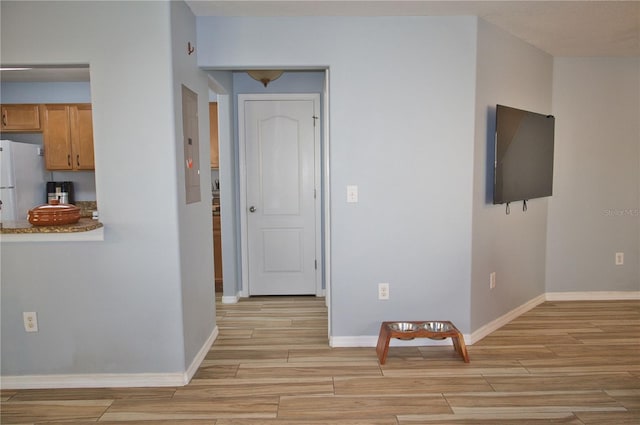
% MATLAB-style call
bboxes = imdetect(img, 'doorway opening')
[206,69,332,338]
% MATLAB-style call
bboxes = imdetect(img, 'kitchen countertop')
[0,218,103,234]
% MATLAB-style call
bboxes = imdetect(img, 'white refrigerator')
[0,139,48,223]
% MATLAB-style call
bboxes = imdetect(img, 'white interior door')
[240,95,320,296]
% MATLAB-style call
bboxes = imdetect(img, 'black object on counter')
[46,181,74,204]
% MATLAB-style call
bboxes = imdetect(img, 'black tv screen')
[493,104,555,205]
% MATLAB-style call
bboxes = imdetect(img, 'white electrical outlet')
[615,252,624,265]
[23,312,38,332]
[489,272,496,289]
[378,283,389,300]
[347,185,358,203]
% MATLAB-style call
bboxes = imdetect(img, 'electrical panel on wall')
[182,85,201,204]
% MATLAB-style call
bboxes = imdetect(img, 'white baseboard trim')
[467,293,547,345]
[1,326,219,390]
[330,336,374,347]
[330,335,468,348]
[332,291,640,349]
[183,325,219,385]
[545,291,640,301]
[1,372,185,390]
[221,294,239,304]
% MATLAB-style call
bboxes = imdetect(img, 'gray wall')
[1,0,215,378]
[170,0,217,372]
[0,82,91,103]
[546,57,640,293]
[197,16,478,337]
[471,20,553,330]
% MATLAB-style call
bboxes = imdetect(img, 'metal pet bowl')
[421,321,452,339]
[388,322,419,340]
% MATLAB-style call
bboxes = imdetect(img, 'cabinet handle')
[67,154,71,166]
[1,113,6,127]
[77,155,80,167]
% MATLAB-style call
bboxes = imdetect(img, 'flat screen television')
[493,104,555,205]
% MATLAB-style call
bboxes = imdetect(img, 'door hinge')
[315,260,318,270]
[314,188,317,199]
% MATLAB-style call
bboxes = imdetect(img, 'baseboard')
[467,293,547,345]
[330,335,467,348]
[221,294,239,304]
[183,325,219,384]
[331,291,640,348]
[467,291,640,344]
[330,335,375,347]
[1,326,219,390]
[1,372,185,390]
[545,291,640,301]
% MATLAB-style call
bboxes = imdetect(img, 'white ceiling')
[185,0,640,57]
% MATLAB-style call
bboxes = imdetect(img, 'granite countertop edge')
[0,218,103,234]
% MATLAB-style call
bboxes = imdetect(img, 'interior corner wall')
[170,0,216,371]
[546,57,640,293]
[471,19,553,331]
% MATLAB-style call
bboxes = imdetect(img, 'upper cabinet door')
[70,104,94,170]
[1,104,42,132]
[43,103,94,171]
[43,104,73,170]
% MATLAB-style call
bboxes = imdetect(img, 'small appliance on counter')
[46,181,75,205]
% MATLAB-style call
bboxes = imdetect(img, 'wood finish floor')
[2,297,639,424]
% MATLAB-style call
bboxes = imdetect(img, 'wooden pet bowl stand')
[376,320,470,364]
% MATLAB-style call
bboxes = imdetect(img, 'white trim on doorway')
[322,69,332,336]
[237,93,323,298]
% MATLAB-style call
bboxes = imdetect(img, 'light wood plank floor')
[2,297,639,424]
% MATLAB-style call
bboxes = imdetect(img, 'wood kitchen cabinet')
[209,102,219,168]
[1,104,42,132]
[213,214,223,291]
[43,103,94,170]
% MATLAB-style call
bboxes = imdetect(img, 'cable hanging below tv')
[493,104,555,214]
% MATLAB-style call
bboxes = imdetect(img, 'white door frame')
[238,93,323,297]
[322,69,332,338]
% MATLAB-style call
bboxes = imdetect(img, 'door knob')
[249,206,257,213]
